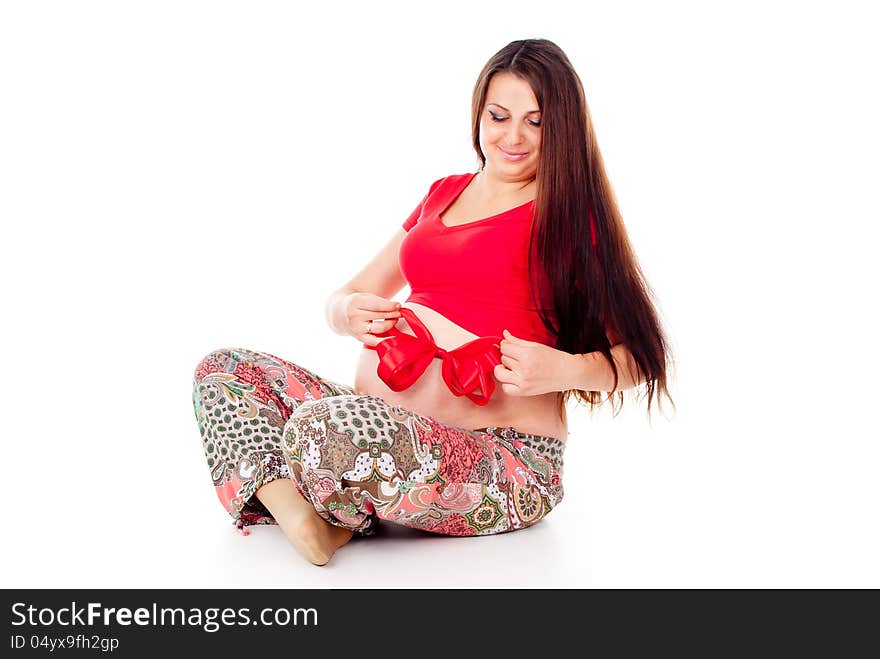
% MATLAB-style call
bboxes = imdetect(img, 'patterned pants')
[191,347,565,537]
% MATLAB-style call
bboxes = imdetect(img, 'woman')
[192,38,675,566]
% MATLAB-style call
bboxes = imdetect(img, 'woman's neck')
[476,168,537,201]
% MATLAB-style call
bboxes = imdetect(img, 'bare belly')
[352,302,568,442]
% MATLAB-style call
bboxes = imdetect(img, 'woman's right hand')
[341,293,402,347]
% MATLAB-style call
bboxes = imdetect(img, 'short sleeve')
[402,177,446,232]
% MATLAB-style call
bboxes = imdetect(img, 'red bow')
[364,307,503,406]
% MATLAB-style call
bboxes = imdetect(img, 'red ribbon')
[364,307,503,406]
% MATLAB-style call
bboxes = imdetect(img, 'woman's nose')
[505,125,524,145]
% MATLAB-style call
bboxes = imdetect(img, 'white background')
[1,0,877,588]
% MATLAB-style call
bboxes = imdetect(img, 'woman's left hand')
[493,329,578,396]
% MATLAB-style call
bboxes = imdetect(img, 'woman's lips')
[499,146,528,161]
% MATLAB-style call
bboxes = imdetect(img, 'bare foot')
[280,510,355,566]
[254,478,356,566]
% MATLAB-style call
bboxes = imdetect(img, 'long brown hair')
[470,39,676,423]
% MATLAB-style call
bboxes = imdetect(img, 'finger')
[358,312,400,327]
[357,309,401,320]
[374,315,401,326]
[499,339,523,359]
[503,329,533,346]
[356,297,401,314]
[502,329,522,341]
[371,298,402,313]
[362,331,393,347]
[499,354,518,369]
[374,318,399,328]
[501,382,522,395]
[362,319,396,335]
[362,334,381,347]
[365,315,400,326]
[493,363,514,382]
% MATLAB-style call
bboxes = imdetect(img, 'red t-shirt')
[399,172,559,346]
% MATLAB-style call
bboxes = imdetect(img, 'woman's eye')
[489,112,541,127]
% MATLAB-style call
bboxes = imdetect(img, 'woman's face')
[479,72,542,181]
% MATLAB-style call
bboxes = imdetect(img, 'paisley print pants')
[192,347,565,537]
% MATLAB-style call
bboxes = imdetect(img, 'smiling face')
[479,72,542,181]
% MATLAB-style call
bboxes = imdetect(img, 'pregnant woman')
[192,38,675,566]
